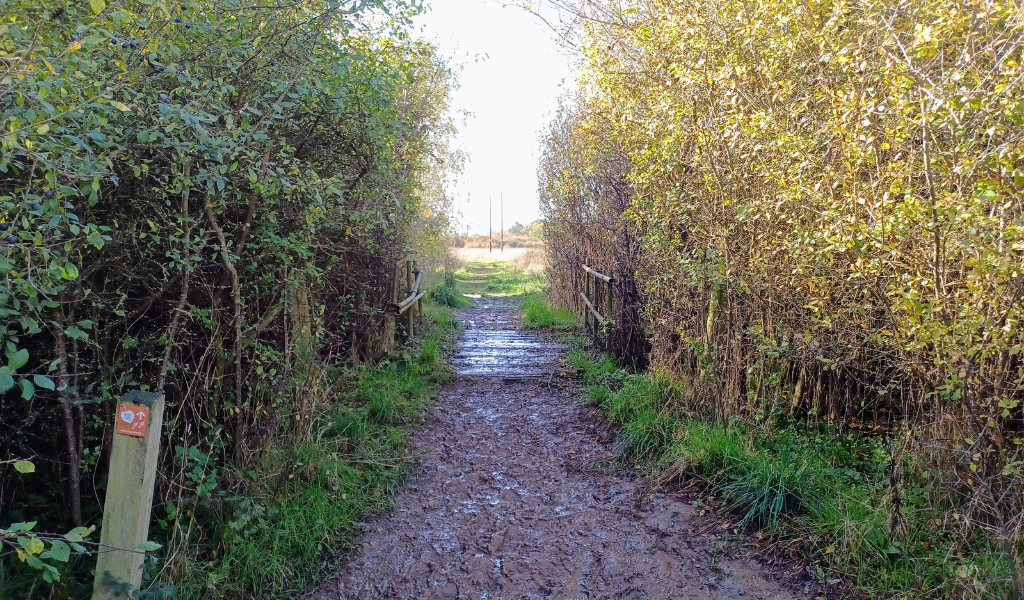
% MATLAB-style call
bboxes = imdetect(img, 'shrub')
[0,0,458,595]
[544,0,1024,593]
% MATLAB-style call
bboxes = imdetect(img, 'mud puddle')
[309,300,811,600]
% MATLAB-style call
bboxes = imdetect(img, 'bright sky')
[414,0,576,235]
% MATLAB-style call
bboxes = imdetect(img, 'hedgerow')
[0,0,458,596]
[541,0,1024,596]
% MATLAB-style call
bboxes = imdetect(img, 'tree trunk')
[205,198,245,463]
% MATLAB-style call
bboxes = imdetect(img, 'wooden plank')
[583,272,590,330]
[579,292,606,326]
[406,261,414,337]
[582,265,612,283]
[92,391,165,600]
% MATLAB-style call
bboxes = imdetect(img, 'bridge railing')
[580,264,614,351]
[396,260,425,337]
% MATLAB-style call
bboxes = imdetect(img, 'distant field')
[454,247,530,261]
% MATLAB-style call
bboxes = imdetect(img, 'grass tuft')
[429,279,471,309]
[521,293,576,330]
[721,440,822,528]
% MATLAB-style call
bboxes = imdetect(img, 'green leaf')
[59,263,79,280]
[32,375,55,391]
[41,563,59,583]
[136,541,162,552]
[20,536,44,555]
[19,378,34,400]
[7,348,28,370]
[64,526,94,542]
[0,373,14,393]
[89,0,106,14]
[13,460,35,474]
[65,326,88,340]
[40,540,71,562]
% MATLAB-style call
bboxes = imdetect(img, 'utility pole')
[488,192,493,252]
[500,192,504,252]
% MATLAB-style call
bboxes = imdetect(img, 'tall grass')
[570,350,1016,599]
[521,293,576,330]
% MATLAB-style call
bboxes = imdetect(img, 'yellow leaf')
[66,40,83,53]
[89,0,106,14]
[16,549,25,562]
[36,123,49,135]
[109,100,131,112]
[825,545,835,554]
[27,537,44,556]
[42,59,56,75]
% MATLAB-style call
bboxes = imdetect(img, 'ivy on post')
[91,391,165,600]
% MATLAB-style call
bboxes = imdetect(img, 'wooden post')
[92,391,165,600]
[583,272,591,332]
[406,260,414,338]
[605,275,614,352]
[413,260,421,322]
[377,261,398,357]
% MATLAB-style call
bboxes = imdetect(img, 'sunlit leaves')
[1,2,456,593]
[554,1,1024,590]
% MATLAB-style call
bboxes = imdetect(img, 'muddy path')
[309,300,811,600]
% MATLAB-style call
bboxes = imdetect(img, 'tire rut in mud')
[309,300,811,600]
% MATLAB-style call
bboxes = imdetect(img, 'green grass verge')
[567,348,1015,600]
[521,292,576,330]
[429,275,472,309]
[168,302,458,599]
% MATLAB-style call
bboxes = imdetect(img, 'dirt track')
[309,300,809,600]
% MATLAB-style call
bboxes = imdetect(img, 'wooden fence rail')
[396,260,425,337]
[580,264,614,351]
